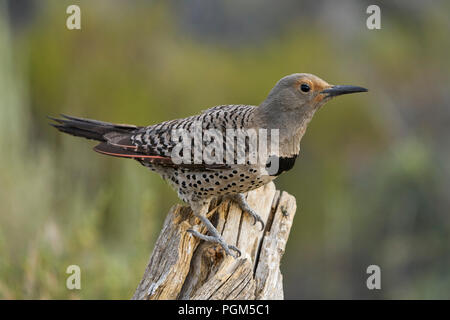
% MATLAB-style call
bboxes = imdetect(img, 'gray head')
[261,73,367,112]
[256,73,367,156]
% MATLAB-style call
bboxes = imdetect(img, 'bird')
[50,73,367,258]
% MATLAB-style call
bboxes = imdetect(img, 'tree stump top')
[133,182,297,300]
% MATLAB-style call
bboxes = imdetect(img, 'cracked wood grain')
[132,182,297,300]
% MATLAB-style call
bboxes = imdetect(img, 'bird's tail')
[49,114,138,142]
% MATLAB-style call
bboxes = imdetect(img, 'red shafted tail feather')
[94,142,230,170]
[94,142,173,164]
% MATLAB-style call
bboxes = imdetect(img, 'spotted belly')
[146,165,274,203]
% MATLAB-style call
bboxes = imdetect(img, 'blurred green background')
[1,0,449,299]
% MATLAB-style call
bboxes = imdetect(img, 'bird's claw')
[251,214,265,231]
[232,194,265,231]
[187,229,241,258]
[222,243,241,258]
[214,240,242,259]
[246,210,265,231]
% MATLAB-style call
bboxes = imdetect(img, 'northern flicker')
[50,73,367,258]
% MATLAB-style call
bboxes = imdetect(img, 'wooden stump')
[132,182,297,300]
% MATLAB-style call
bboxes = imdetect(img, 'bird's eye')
[300,83,310,93]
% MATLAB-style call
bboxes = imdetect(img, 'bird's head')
[263,73,368,113]
[257,73,368,156]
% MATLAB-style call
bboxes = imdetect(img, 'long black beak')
[321,85,368,97]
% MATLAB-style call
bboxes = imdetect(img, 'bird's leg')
[229,193,265,231]
[187,201,241,258]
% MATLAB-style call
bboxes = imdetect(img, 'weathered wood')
[132,182,297,300]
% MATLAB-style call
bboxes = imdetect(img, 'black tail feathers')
[49,114,138,142]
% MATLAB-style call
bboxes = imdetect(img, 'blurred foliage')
[0,0,449,299]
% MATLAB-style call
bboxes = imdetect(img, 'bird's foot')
[187,228,241,258]
[231,193,265,231]
[244,207,265,231]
